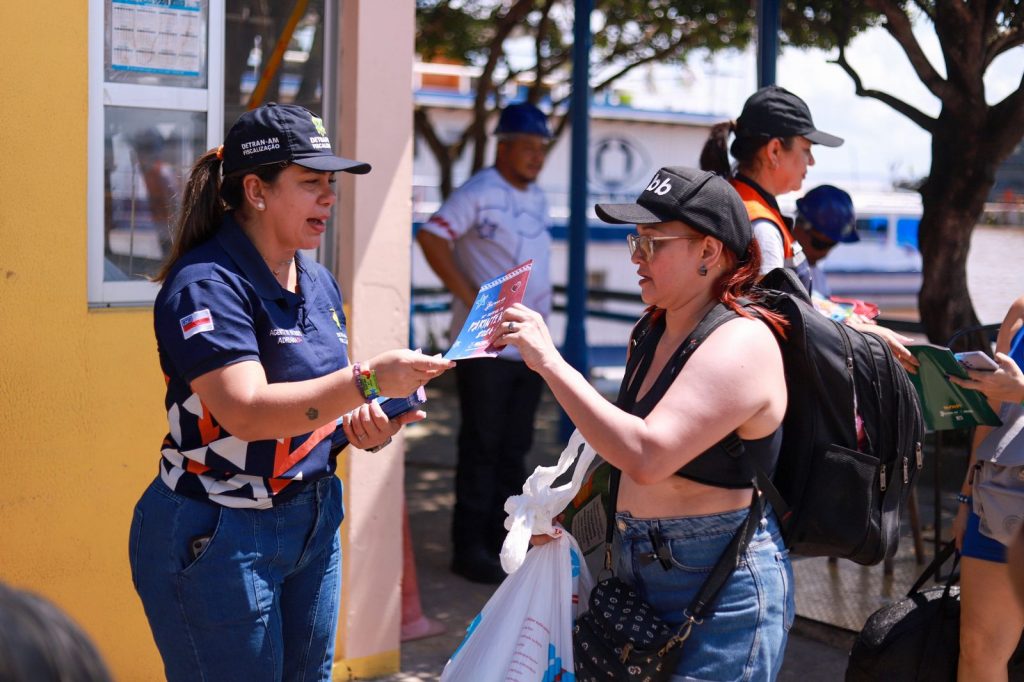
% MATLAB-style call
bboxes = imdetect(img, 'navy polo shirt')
[153,215,350,508]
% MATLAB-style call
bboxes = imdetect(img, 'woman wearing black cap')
[500,167,793,679]
[128,103,453,681]
[700,85,843,293]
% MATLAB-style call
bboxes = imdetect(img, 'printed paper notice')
[444,260,533,360]
[110,0,204,78]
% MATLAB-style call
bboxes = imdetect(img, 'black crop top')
[615,306,782,490]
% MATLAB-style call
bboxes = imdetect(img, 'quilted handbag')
[573,576,689,682]
[572,466,765,681]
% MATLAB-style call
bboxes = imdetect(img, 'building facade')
[0,1,414,678]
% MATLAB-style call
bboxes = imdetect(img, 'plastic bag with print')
[440,532,592,682]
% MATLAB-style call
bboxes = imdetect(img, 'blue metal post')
[757,0,780,87]
[561,0,592,440]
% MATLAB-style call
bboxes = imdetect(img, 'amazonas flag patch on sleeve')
[180,309,215,339]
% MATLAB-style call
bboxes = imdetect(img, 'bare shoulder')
[686,314,783,378]
[708,314,781,355]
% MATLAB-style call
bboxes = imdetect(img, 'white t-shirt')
[420,167,552,361]
[753,219,785,274]
[753,218,808,277]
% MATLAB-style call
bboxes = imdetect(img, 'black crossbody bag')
[573,306,767,681]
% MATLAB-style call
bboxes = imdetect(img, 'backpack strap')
[602,466,765,623]
[602,303,772,623]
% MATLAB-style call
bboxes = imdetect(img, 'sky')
[609,18,1023,191]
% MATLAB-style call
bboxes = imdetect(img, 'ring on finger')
[506,321,517,334]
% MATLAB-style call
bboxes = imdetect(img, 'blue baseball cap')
[494,102,552,139]
[222,103,371,176]
[796,185,859,243]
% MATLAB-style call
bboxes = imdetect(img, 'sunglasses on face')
[808,233,838,251]
[626,233,703,262]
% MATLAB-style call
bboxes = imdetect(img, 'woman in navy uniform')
[129,103,452,682]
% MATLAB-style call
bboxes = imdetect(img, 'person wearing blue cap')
[129,103,453,681]
[792,184,859,297]
[416,102,554,584]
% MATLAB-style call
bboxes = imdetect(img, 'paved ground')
[366,371,858,681]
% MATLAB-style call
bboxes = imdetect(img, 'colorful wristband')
[352,362,380,403]
[956,493,972,506]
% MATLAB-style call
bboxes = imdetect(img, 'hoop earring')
[698,264,708,277]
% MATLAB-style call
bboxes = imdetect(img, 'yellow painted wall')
[0,3,170,679]
[0,2,412,679]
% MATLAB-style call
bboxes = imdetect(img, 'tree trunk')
[916,110,998,345]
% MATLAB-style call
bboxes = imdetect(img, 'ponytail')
[153,152,291,282]
[715,240,787,338]
[153,148,224,282]
[699,121,736,177]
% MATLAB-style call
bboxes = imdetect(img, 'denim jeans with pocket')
[614,506,794,682]
[129,475,344,682]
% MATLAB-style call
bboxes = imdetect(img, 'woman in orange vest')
[700,86,843,293]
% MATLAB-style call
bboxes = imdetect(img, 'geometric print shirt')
[152,215,349,508]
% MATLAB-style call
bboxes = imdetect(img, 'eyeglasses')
[626,233,703,262]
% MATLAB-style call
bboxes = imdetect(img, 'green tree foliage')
[824,1,1024,343]
[414,0,879,196]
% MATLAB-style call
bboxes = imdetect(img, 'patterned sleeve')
[418,180,479,242]
[155,278,261,383]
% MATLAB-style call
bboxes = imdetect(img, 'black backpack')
[629,267,924,566]
[756,267,924,565]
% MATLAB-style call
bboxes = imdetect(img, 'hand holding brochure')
[444,260,533,360]
[330,386,428,453]
[907,344,1002,430]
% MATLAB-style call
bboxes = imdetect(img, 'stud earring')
[698,264,708,277]
[256,202,265,210]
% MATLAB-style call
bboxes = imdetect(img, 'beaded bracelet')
[956,493,973,505]
[352,362,380,403]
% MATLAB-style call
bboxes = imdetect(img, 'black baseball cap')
[222,103,371,176]
[595,167,751,258]
[736,85,843,148]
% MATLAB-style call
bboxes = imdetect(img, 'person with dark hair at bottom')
[416,102,554,584]
[0,582,112,682]
[502,167,793,679]
[129,103,453,682]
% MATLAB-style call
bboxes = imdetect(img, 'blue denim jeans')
[129,475,344,682]
[614,506,794,682]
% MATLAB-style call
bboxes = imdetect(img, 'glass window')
[106,0,208,88]
[223,1,327,136]
[103,107,206,281]
[89,0,335,305]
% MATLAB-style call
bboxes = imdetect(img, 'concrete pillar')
[332,0,415,676]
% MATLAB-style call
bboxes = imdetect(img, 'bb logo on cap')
[645,174,673,196]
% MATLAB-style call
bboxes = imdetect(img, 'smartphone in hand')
[955,351,999,372]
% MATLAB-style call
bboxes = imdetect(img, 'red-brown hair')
[715,239,787,337]
[638,239,787,338]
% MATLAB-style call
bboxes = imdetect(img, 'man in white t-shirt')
[416,103,553,583]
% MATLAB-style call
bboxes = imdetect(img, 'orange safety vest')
[729,178,796,258]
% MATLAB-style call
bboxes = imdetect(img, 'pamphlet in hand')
[444,260,533,360]
[907,344,1002,430]
[329,386,427,454]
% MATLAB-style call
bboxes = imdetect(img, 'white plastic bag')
[441,532,592,682]
[500,429,598,574]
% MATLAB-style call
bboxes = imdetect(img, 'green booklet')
[908,344,1002,430]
